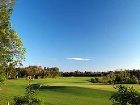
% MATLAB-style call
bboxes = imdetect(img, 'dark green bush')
[13,96,42,105]
[110,85,140,105]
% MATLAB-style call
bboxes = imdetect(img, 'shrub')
[13,84,44,105]
[13,96,42,105]
[110,85,140,105]
[90,77,99,83]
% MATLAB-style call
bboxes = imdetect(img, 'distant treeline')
[6,64,140,84]
[6,65,60,79]
[61,71,110,77]
[61,70,140,78]
[62,70,140,84]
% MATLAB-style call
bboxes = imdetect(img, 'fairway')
[0,77,140,105]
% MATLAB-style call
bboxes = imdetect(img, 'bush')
[110,85,140,105]
[90,77,99,83]
[13,96,42,105]
[13,84,44,105]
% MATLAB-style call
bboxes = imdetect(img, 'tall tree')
[0,0,25,82]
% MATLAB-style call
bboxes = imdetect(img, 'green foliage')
[110,85,140,105]
[0,0,25,82]
[126,75,138,84]
[16,66,60,79]
[0,65,6,83]
[109,71,139,84]
[90,77,99,83]
[46,67,60,78]
[90,71,139,84]
[6,63,17,79]
[13,96,42,105]
[13,84,44,105]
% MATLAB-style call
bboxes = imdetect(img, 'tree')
[0,0,25,82]
[46,67,59,78]
[6,63,17,79]
[110,85,140,105]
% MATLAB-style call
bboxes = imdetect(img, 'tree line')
[6,65,60,79]
[61,69,140,84]
[61,70,110,77]
[6,65,140,85]
[89,70,140,84]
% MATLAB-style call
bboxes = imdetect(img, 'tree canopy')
[0,0,25,82]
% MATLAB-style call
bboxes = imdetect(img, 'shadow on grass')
[40,86,66,90]
[39,85,114,98]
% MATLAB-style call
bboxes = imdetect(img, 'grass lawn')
[0,77,140,105]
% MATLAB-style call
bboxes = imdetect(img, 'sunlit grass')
[0,77,140,105]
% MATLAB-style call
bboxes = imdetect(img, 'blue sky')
[11,0,140,71]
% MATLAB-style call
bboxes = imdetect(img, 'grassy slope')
[0,77,140,105]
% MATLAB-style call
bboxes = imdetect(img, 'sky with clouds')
[11,0,140,71]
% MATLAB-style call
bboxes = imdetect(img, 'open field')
[0,77,140,105]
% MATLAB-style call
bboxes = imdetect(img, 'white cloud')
[66,57,92,61]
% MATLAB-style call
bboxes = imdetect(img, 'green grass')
[0,77,140,105]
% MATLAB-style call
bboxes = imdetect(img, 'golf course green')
[0,77,140,105]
